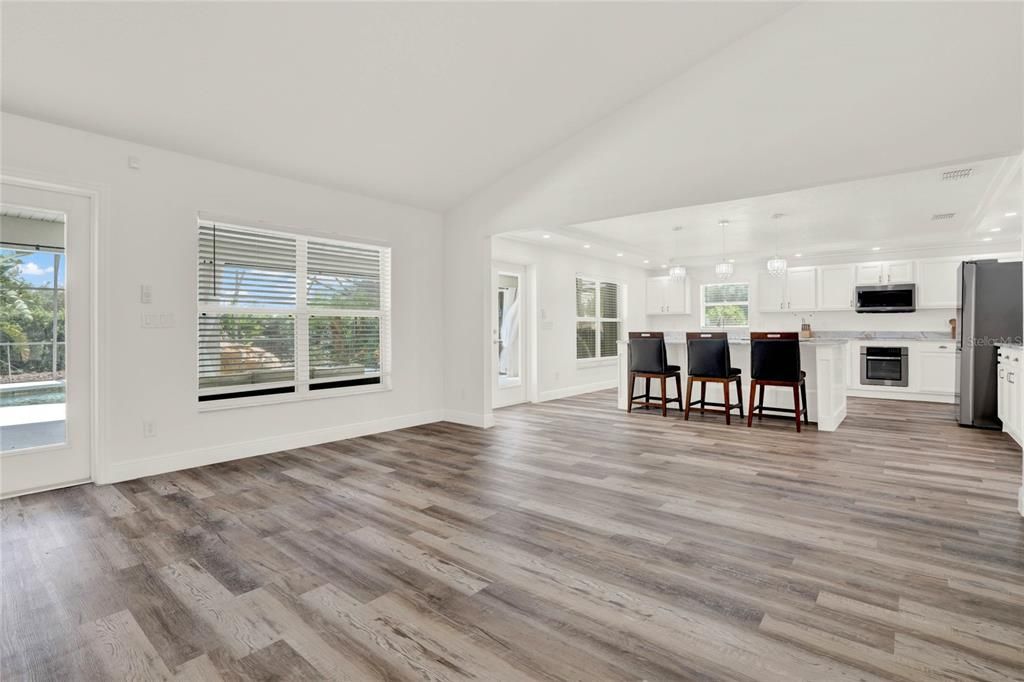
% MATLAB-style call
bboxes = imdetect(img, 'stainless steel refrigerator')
[956,260,1023,428]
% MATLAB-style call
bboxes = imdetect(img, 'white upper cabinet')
[855,262,884,285]
[785,267,818,311]
[758,268,816,312]
[855,261,915,285]
[885,260,915,284]
[817,264,855,310]
[917,258,961,308]
[757,271,787,312]
[646,276,690,315]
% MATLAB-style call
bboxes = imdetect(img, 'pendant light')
[714,220,733,280]
[766,212,788,277]
[668,226,686,280]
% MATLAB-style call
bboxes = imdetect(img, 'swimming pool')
[0,385,67,407]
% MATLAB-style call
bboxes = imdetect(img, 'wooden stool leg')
[660,377,668,417]
[793,384,802,433]
[757,384,765,420]
[723,380,731,425]
[801,381,809,424]
[735,377,744,418]
[675,374,683,412]
[700,382,706,414]
[684,377,693,420]
[747,380,756,427]
[627,372,635,413]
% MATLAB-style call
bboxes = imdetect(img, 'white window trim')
[700,282,751,329]
[575,275,624,363]
[196,219,392,410]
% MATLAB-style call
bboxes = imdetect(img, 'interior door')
[1,181,92,497]
[492,262,527,408]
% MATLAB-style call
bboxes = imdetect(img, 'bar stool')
[627,332,682,417]
[747,332,808,432]
[684,332,744,425]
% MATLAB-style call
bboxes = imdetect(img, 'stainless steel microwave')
[855,283,915,313]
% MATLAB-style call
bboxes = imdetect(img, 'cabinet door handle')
[1009,372,1015,384]
[938,345,948,349]
[787,301,791,309]
[1000,368,1005,379]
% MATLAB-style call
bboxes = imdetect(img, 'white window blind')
[197,220,390,402]
[575,276,622,360]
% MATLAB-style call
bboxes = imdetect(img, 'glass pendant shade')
[714,261,734,280]
[668,265,686,280]
[766,256,788,277]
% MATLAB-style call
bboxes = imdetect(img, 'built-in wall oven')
[860,346,909,387]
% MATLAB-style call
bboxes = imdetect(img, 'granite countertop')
[644,330,953,345]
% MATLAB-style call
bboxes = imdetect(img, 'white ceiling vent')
[931,212,956,221]
[941,168,973,181]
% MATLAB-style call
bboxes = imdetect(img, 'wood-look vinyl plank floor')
[2,393,1022,681]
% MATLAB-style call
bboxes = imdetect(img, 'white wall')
[491,237,647,402]
[1,113,445,483]
[649,246,1017,336]
[443,2,1023,423]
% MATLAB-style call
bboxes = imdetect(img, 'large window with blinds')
[197,220,390,402]
[575,276,622,361]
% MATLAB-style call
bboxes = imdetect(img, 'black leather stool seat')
[683,333,744,424]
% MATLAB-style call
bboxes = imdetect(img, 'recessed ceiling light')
[542,234,551,239]
[990,227,1002,233]
[982,237,993,242]
[794,253,802,258]
[660,264,668,268]
[643,259,650,264]
[583,244,591,249]
[871,246,881,251]
[1006,212,1018,218]
[616,252,623,257]
[728,258,735,263]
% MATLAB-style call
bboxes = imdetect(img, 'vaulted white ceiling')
[0,1,792,210]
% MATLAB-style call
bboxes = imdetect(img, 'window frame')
[575,275,624,363]
[196,217,391,410]
[700,281,751,329]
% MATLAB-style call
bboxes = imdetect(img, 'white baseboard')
[443,410,495,429]
[1019,486,1024,518]
[103,409,444,484]
[538,380,617,403]
[847,388,954,404]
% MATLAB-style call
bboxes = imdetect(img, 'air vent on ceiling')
[941,168,973,181]
[931,213,956,221]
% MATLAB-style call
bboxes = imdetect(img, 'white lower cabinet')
[997,346,1022,445]
[916,342,956,394]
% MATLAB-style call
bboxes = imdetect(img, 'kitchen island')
[616,334,850,431]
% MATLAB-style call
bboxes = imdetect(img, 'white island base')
[616,338,850,432]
